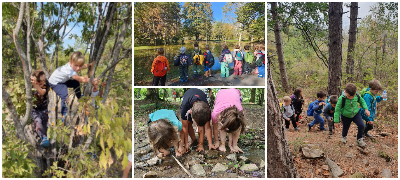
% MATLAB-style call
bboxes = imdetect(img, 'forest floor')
[133,99,265,178]
[285,97,398,178]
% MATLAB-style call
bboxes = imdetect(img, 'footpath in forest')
[133,100,265,178]
[286,98,398,178]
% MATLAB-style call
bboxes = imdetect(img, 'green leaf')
[121,154,128,170]
[99,152,107,170]
[100,135,105,150]
[107,135,113,149]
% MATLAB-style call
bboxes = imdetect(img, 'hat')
[180,47,186,53]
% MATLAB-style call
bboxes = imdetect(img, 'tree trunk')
[346,2,358,82]
[146,88,161,101]
[327,2,343,96]
[250,88,256,103]
[271,2,290,93]
[267,60,298,178]
[258,88,264,106]
[382,33,387,62]
[136,88,141,99]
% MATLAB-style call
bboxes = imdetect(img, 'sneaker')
[341,136,347,144]
[357,138,366,147]
[321,128,327,131]
[364,132,373,138]
[329,131,333,135]
[294,127,300,131]
[40,136,50,148]
[180,79,184,82]
[307,123,311,131]
[185,79,188,82]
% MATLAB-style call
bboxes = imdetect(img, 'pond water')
[134,41,258,84]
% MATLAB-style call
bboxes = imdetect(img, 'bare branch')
[97,47,131,80]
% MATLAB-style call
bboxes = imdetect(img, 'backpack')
[224,53,233,63]
[245,52,254,63]
[235,51,243,61]
[360,87,375,108]
[255,52,265,66]
[193,54,205,65]
[341,93,362,109]
[307,101,316,116]
[153,59,167,77]
[179,54,189,66]
[206,51,214,68]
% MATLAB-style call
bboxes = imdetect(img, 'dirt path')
[134,100,265,178]
[286,110,398,178]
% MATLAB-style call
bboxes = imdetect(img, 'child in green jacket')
[334,83,370,147]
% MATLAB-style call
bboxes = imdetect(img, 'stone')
[240,164,259,173]
[205,150,219,159]
[239,156,249,163]
[381,169,392,178]
[362,159,368,164]
[212,163,228,172]
[227,154,237,161]
[188,160,199,166]
[346,153,353,158]
[147,156,161,166]
[143,171,157,178]
[324,158,344,178]
[302,147,324,158]
[382,145,390,149]
[380,132,391,136]
[322,165,329,171]
[135,162,148,169]
[260,160,265,168]
[349,172,366,178]
[191,164,206,177]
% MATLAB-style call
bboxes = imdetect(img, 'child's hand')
[101,82,107,87]
[367,121,373,125]
[196,145,204,152]
[286,118,290,121]
[365,109,371,117]
[334,123,339,128]
[208,144,217,150]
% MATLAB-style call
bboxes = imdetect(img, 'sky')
[343,2,376,29]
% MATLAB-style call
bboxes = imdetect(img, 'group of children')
[172,89,184,102]
[283,79,384,148]
[151,43,266,86]
[147,88,246,158]
[31,51,103,147]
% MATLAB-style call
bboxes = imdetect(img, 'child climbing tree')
[2,2,132,178]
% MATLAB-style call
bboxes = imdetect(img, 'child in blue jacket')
[308,91,327,131]
[359,80,383,137]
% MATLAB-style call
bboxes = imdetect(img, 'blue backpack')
[307,101,316,116]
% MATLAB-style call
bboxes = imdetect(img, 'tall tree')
[267,60,298,178]
[249,88,256,103]
[327,2,343,96]
[182,2,213,41]
[346,2,358,82]
[271,2,290,92]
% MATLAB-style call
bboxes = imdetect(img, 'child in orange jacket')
[151,48,170,86]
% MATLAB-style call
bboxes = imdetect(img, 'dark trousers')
[328,118,335,132]
[295,112,301,123]
[32,109,48,139]
[50,80,82,116]
[243,61,252,73]
[153,75,166,86]
[285,115,297,129]
[364,123,373,134]
[179,65,189,81]
[342,111,365,140]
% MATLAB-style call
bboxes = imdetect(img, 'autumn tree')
[182,2,213,41]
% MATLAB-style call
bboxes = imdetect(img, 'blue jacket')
[219,49,231,62]
[360,90,382,122]
[312,100,325,115]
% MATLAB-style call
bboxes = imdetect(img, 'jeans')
[342,111,365,140]
[50,80,81,116]
[153,75,166,86]
[310,114,325,130]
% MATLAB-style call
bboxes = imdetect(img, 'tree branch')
[97,47,131,80]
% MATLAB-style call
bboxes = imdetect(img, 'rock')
[382,145,390,149]
[227,154,237,161]
[380,132,391,136]
[322,165,329,171]
[302,147,324,158]
[239,156,250,163]
[135,162,148,169]
[346,153,353,158]
[212,163,228,172]
[191,164,206,177]
[260,160,265,168]
[226,173,238,178]
[378,151,392,162]
[316,169,321,175]
[357,146,369,155]
[381,169,392,178]
[205,150,219,159]
[188,160,199,166]
[254,136,259,139]
[349,172,366,178]
[362,159,368,164]
[143,171,157,178]
[147,156,161,166]
[240,164,259,173]
[324,158,344,178]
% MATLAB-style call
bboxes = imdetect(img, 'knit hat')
[180,47,186,53]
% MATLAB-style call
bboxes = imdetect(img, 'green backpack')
[245,52,254,64]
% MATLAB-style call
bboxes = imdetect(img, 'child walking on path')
[31,70,50,147]
[282,96,299,131]
[308,91,327,131]
[175,47,190,82]
[291,88,304,124]
[359,80,383,137]
[334,83,370,147]
[48,51,94,119]
[148,109,183,157]
[151,48,170,86]
[323,95,338,135]
[219,44,231,78]
[211,89,246,153]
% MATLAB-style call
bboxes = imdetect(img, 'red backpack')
[153,58,167,77]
